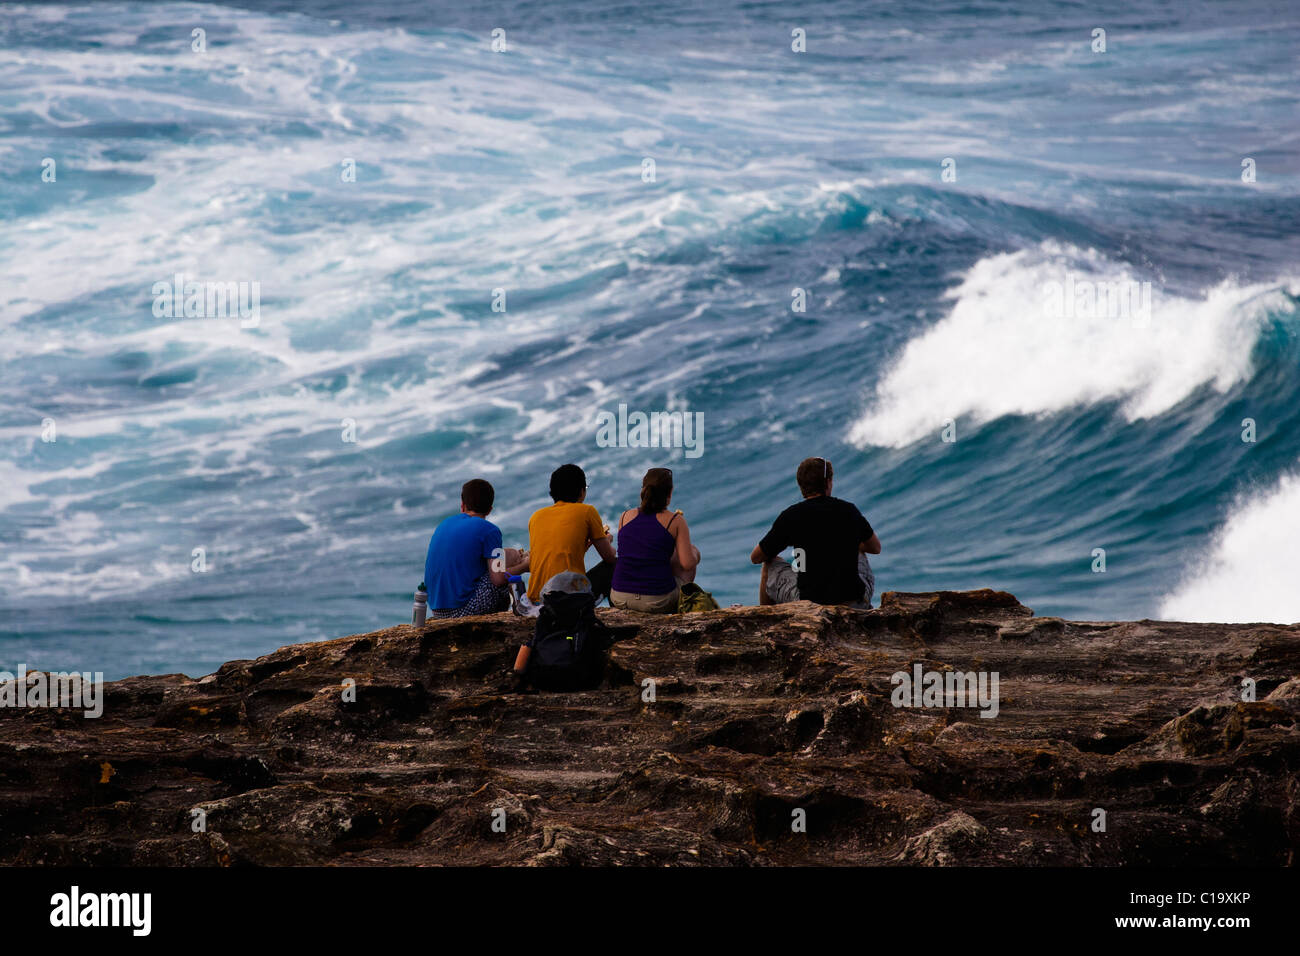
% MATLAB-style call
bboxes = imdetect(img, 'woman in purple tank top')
[610,468,700,613]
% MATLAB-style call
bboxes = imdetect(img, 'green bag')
[677,582,720,613]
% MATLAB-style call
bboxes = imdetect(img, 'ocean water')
[1,0,1298,680]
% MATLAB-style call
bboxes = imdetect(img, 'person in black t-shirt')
[749,457,882,607]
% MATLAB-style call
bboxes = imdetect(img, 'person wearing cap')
[749,457,881,608]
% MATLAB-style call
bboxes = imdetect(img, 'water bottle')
[412,583,428,626]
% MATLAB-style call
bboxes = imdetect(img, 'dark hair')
[549,463,587,502]
[461,478,495,514]
[796,457,833,497]
[639,467,673,513]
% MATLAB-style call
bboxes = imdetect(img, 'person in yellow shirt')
[524,463,616,602]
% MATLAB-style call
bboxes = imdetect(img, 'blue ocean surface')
[1,0,1298,679]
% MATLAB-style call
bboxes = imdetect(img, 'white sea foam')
[849,244,1296,448]
[1160,468,1300,624]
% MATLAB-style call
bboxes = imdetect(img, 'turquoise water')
[1,1,1298,679]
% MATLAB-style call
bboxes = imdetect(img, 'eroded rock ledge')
[1,590,1297,866]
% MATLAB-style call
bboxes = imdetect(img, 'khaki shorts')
[609,586,680,614]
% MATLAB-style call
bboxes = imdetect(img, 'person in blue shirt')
[424,479,526,618]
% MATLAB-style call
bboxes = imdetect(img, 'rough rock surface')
[1,590,1297,866]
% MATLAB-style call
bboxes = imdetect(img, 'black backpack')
[525,590,613,691]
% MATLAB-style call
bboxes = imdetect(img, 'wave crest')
[849,244,1297,448]
[1160,467,1300,624]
